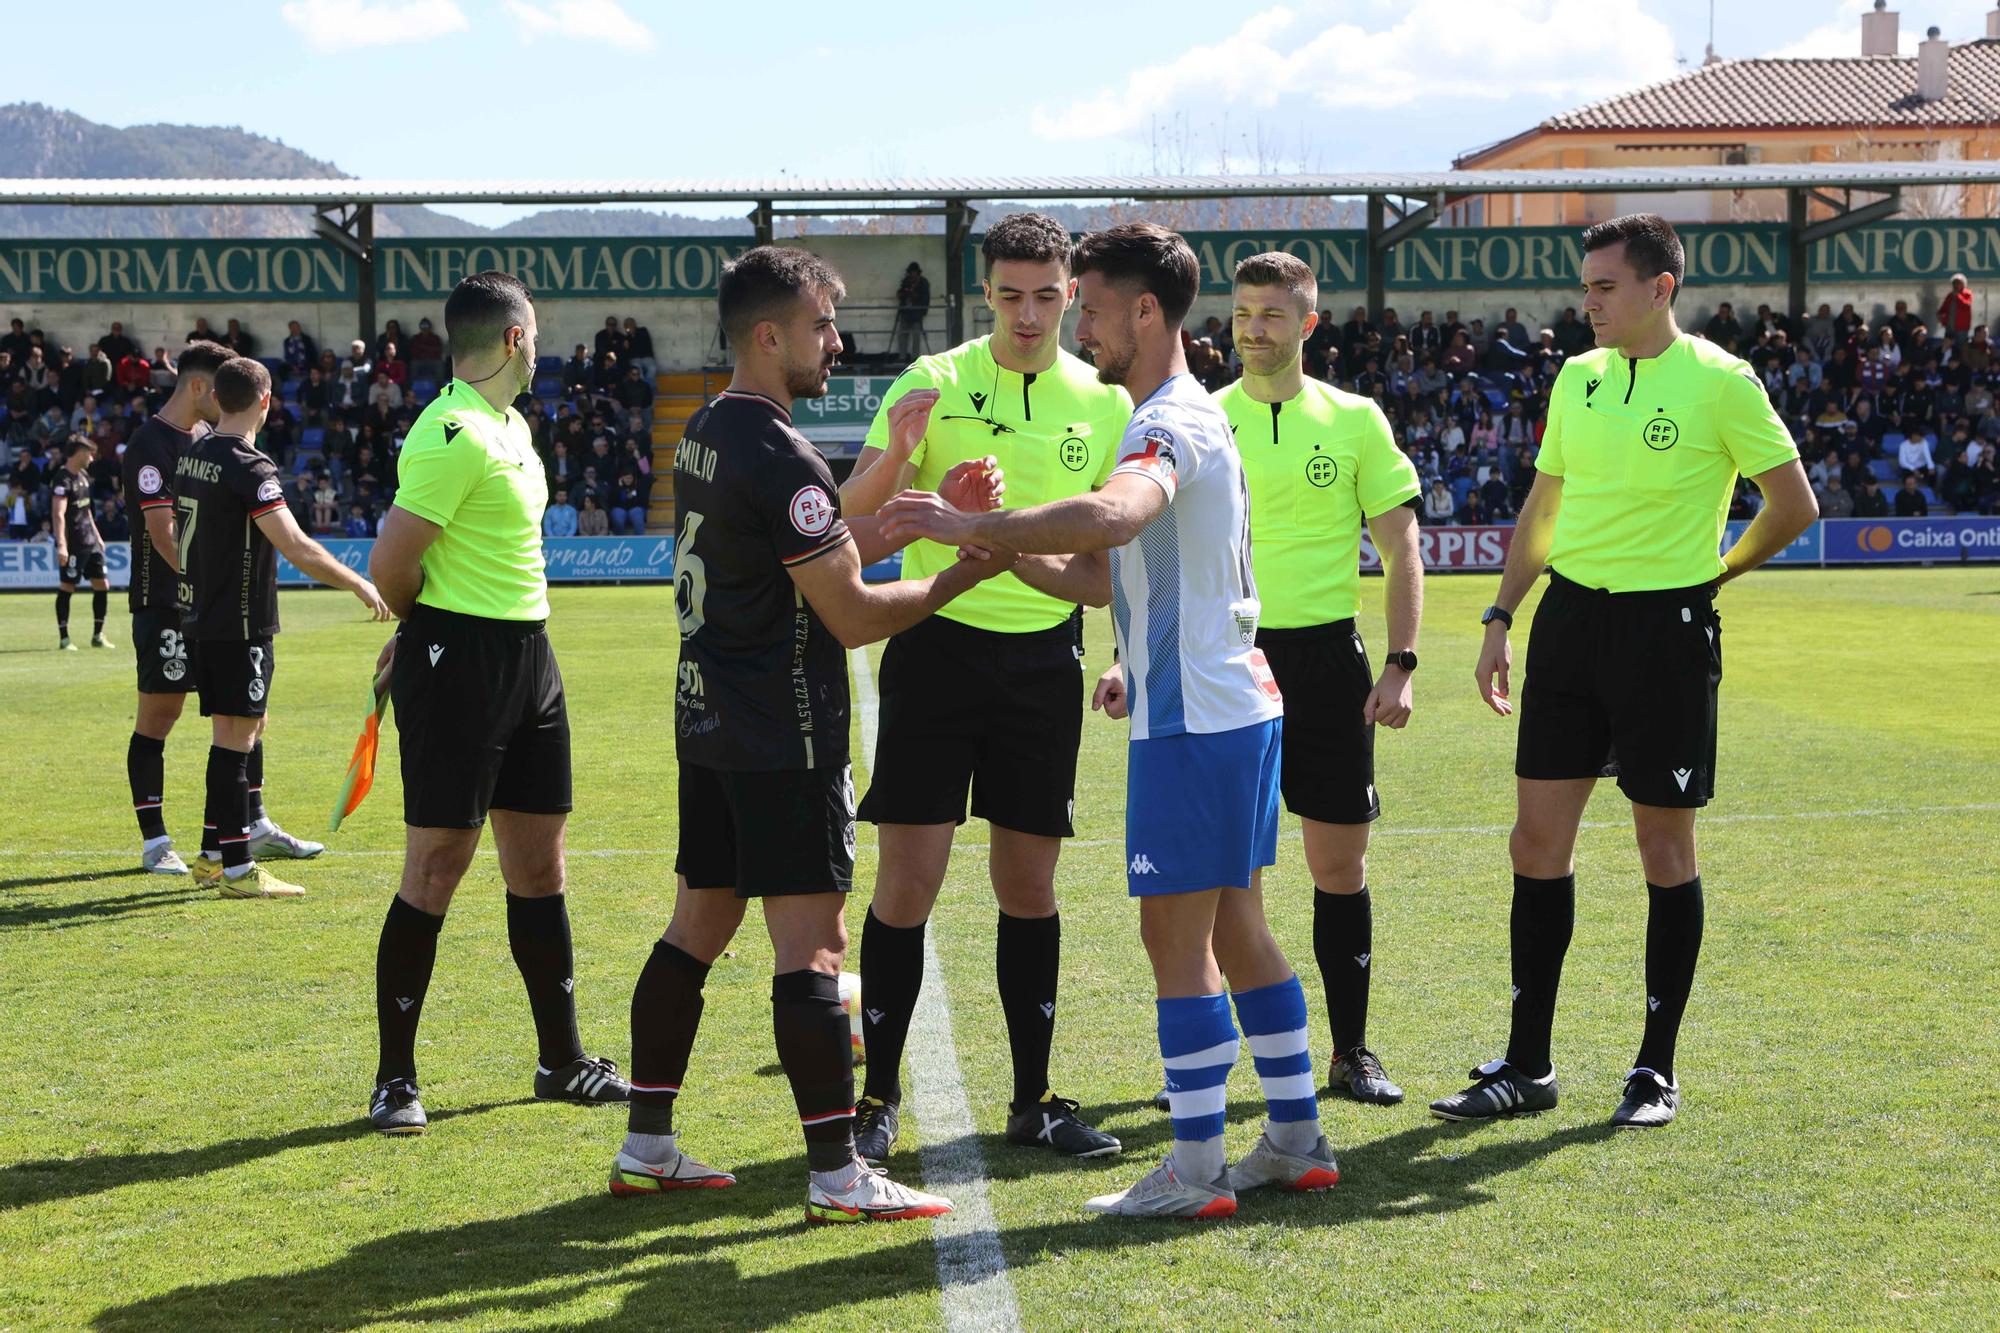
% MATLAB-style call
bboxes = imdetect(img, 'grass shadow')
[1,1099,537,1212]
[0,869,212,932]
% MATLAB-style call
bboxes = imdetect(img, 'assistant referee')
[365,270,627,1135]
[1433,215,1816,1129]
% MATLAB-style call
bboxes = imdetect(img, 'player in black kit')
[51,435,110,652]
[607,246,1008,1223]
[175,357,391,898]
[122,340,228,876]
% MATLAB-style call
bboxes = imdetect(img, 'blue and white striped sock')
[1232,974,1321,1154]
[1157,993,1237,1185]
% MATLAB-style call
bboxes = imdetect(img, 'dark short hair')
[982,213,1073,274]
[445,270,534,353]
[717,246,847,343]
[1233,251,1317,315]
[1582,213,1685,295]
[176,340,231,379]
[63,433,93,460]
[1074,221,1199,325]
[213,356,271,413]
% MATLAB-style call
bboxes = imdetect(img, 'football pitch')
[1,569,1995,1330]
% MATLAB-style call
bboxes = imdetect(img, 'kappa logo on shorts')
[789,485,835,538]
[1129,853,1159,875]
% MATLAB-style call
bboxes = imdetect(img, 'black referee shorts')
[132,606,193,695]
[856,611,1084,836]
[392,604,572,828]
[1516,570,1722,809]
[676,761,855,898]
[1257,620,1381,825]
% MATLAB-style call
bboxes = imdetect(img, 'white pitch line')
[849,646,1020,1333]
[4,801,1996,864]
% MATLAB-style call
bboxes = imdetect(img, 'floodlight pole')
[1788,185,1903,319]
[313,201,376,346]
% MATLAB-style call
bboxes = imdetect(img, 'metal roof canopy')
[8,163,1993,338]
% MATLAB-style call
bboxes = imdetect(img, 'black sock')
[996,911,1060,1108]
[858,907,925,1106]
[772,969,855,1172]
[507,891,584,1069]
[55,590,71,638]
[205,745,251,870]
[245,741,266,824]
[92,589,107,636]
[627,940,710,1136]
[1504,872,1575,1079]
[375,894,445,1085]
[128,733,167,840]
[1634,877,1704,1081]
[1314,886,1373,1056]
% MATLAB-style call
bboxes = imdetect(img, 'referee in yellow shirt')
[838,213,1129,1164]
[363,271,628,1134]
[1196,252,1424,1106]
[1433,215,1816,1129]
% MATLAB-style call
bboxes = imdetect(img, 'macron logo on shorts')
[1129,853,1159,875]
[1672,768,1693,792]
[428,644,443,667]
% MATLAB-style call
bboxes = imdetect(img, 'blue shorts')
[1124,718,1282,896]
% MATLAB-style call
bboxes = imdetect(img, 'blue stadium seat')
[258,357,286,379]
[1882,432,1906,453]
[411,379,436,401]
[1870,458,1898,482]
[282,379,303,401]
[301,427,324,449]
[1451,476,1476,504]
[536,355,564,374]
[534,376,561,398]
[1922,486,1939,505]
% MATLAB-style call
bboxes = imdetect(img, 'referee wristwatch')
[1383,650,1418,672]
[1481,605,1514,631]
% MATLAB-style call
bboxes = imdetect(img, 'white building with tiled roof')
[1454,3,2000,227]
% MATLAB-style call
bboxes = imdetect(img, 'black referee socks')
[1314,886,1373,1057]
[204,745,251,870]
[375,894,445,1085]
[1634,877,1704,1081]
[1505,872,1575,1079]
[858,908,925,1106]
[996,911,1060,1108]
[772,969,857,1172]
[128,733,167,841]
[507,891,584,1070]
[627,939,710,1136]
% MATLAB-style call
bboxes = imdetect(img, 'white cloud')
[505,0,656,51]
[280,0,468,53]
[1033,0,1680,143]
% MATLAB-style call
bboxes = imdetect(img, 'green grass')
[1,569,1996,1330]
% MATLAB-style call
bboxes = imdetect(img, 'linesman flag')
[330,673,390,832]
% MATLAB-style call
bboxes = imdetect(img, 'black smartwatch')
[1384,650,1418,672]
[1481,605,1514,630]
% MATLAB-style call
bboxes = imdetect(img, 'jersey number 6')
[675,511,708,636]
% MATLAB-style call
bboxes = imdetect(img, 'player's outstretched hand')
[938,456,1005,513]
[879,490,978,548]
[1475,622,1513,716]
[356,580,393,622]
[886,389,940,458]
[1091,663,1127,720]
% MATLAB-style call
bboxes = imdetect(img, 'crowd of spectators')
[3,312,662,547]
[1181,274,2000,525]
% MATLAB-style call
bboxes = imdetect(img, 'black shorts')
[1516,570,1722,809]
[857,611,1083,836]
[60,550,107,585]
[132,606,194,694]
[1258,620,1381,825]
[194,637,274,718]
[676,762,855,897]
[392,604,572,828]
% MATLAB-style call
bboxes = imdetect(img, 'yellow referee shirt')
[1217,378,1421,628]
[865,337,1131,633]
[1537,335,1798,593]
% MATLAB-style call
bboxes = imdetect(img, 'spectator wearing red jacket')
[1938,273,1975,342]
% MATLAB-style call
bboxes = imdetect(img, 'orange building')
[1453,3,2000,227]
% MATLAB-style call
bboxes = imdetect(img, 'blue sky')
[8,0,1997,226]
